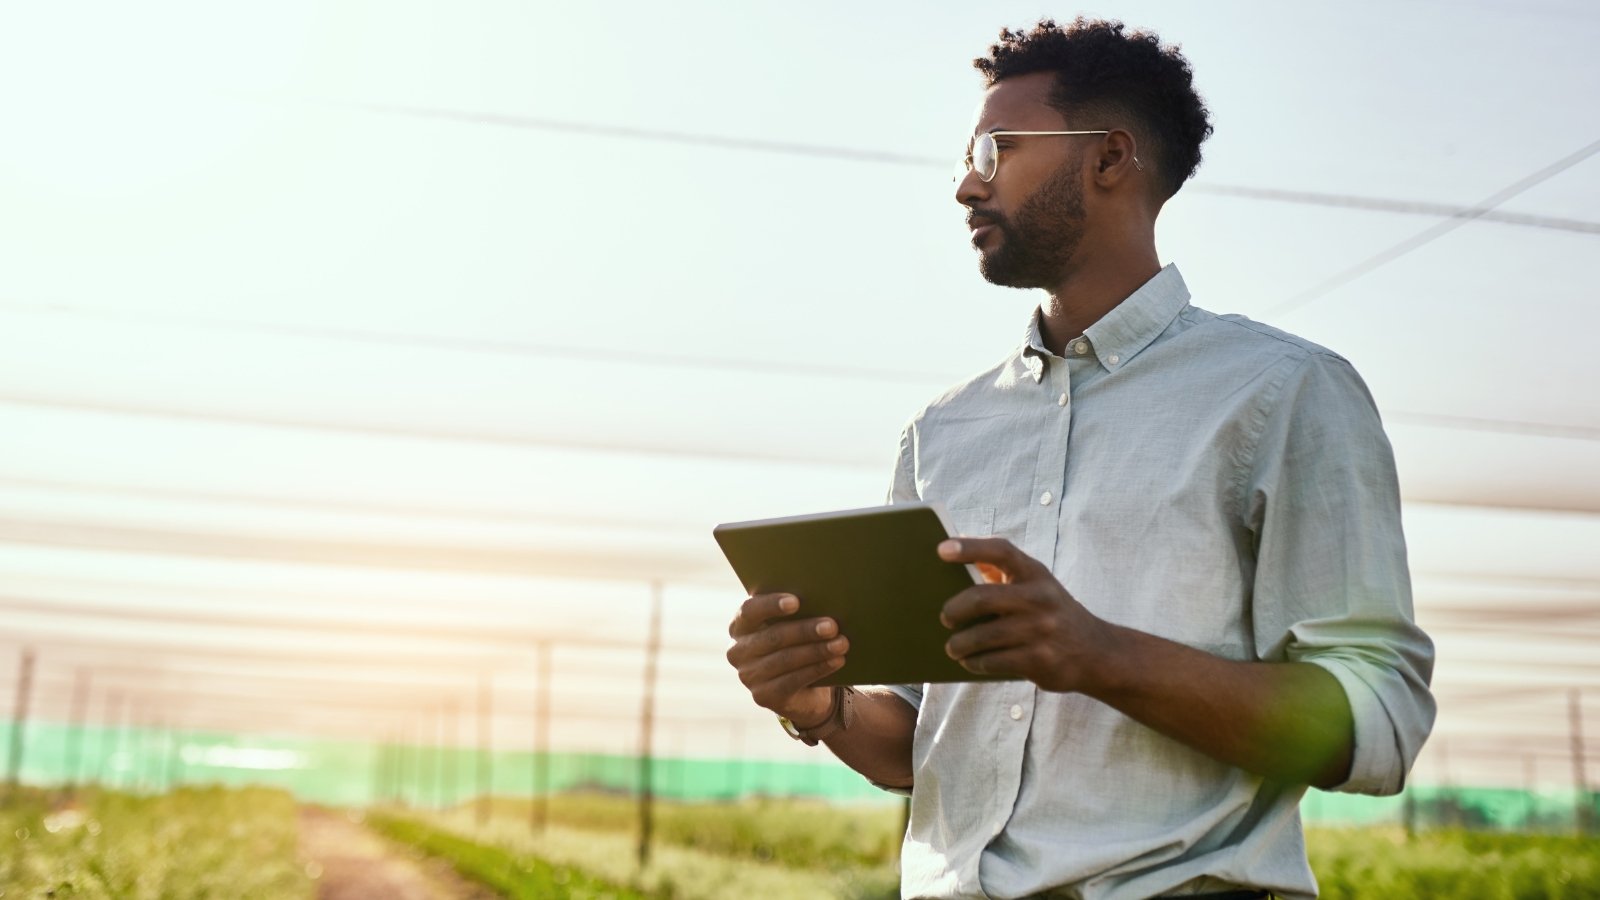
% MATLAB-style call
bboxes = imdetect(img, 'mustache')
[965,207,1009,230]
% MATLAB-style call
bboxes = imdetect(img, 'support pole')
[396,722,411,807]
[166,723,182,792]
[443,698,459,811]
[5,648,36,795]
[477,672,493,827]
[637,580,663,868]
[99,691,124,786]
[370,737,385,808]
[429,703,444,810]
[532,641,551,834]
[727,721,743,800]
[62,668,90,794]
[1524,754,1537,829]
[1572,688,1591,835]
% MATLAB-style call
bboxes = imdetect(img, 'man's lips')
[967,212,1000,244]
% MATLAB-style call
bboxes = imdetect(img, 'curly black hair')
[974,18,1213,200]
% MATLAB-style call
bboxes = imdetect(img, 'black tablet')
[713,502,1006,686]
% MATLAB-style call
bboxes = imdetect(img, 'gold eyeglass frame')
[957,130,1144,182]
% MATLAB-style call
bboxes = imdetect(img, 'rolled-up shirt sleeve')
[1244,353,1436,795]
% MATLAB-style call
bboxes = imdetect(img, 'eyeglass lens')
[971,133,998,182]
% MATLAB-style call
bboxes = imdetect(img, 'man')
[726,18,1434,900]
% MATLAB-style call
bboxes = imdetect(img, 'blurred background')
[1,0,1597,890]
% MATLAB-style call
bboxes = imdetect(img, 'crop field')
[0,786,311,899]
[2,786,1598,898]
[388,795,1600,900]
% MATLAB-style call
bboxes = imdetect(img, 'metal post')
[62,668,90,794]
[99,691,123,786]
[443,697,459,811]
[426,704,442,810]
[166,723,182,791]
[377,734,393,805]
[396,723,410,807]
[5,648,37,795]
[370,738,385,808]
[477,672,493,827]
[532,641,551,834]
[637,581,663,868]
[130,705,147,793]
[728,721,743,800]
[1572,688,1591,835]
[1524,754,1537,830]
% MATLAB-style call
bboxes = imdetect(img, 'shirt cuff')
[1302,655,1405,795]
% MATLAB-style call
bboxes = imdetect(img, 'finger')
[944,617,1033,661]
[749,657,848,709]
[739,635,850,690]
[955,646,1034,678]
[936,537,1045,583]
[726,616,839,668]
[939,583,1033,630]
[728,592,801,638]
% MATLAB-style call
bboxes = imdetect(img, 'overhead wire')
[341,100,1600,236]
[2,336,1598,447]
[1264,136,1600,317]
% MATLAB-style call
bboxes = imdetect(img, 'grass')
[1307,826,1600,899]
[369,811,652,899]
[461,793,902,870]
[0,784,312,899]
[391,801,900,900]
[395,794,1600,900]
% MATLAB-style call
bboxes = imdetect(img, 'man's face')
[956,71,1091,289]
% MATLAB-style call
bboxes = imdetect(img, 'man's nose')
[954,165,990,208]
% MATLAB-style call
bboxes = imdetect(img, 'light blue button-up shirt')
[883,265,1435,900]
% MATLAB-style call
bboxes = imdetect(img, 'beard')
[974,159,1087,289]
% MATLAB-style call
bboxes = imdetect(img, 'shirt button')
[1057,392,1068,406]
[1073,341,1089,354]
[1039,491,1053,506]
[1009,704,1024,720]
[1107,353,1121,365]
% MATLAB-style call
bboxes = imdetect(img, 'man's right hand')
[725,592,849,728]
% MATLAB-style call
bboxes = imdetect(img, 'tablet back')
[714,503,1004,686]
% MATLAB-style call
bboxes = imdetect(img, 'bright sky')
[1,0,1597,787]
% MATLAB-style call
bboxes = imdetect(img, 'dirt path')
[296,808,501,900]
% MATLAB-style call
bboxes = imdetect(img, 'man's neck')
[1037,244,1162,355]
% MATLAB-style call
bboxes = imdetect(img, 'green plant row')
[1307,826,1600,899]
[0,785,311,899]
[411,807,900,900]
[368,811,654,899]
[458,793,902,871]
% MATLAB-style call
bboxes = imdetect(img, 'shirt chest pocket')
[944,506,995,538]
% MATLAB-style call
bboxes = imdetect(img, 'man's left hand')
[937,537,1117,693]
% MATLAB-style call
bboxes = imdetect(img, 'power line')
[0,594,728,656]
[0,391,879,470]
[341,100,1600,235]
[1192,183,1600,235]
[1386,410,1600,442]
[1265,135,1600,317]
[4,373,1600,462]
[0,298,952,386]
[0,474,702,535]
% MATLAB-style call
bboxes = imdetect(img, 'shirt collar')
[1020,264,1191,380]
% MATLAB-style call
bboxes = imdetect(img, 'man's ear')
[1093,129,1142,184]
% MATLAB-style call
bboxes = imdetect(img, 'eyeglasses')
[956,130,1142,182]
